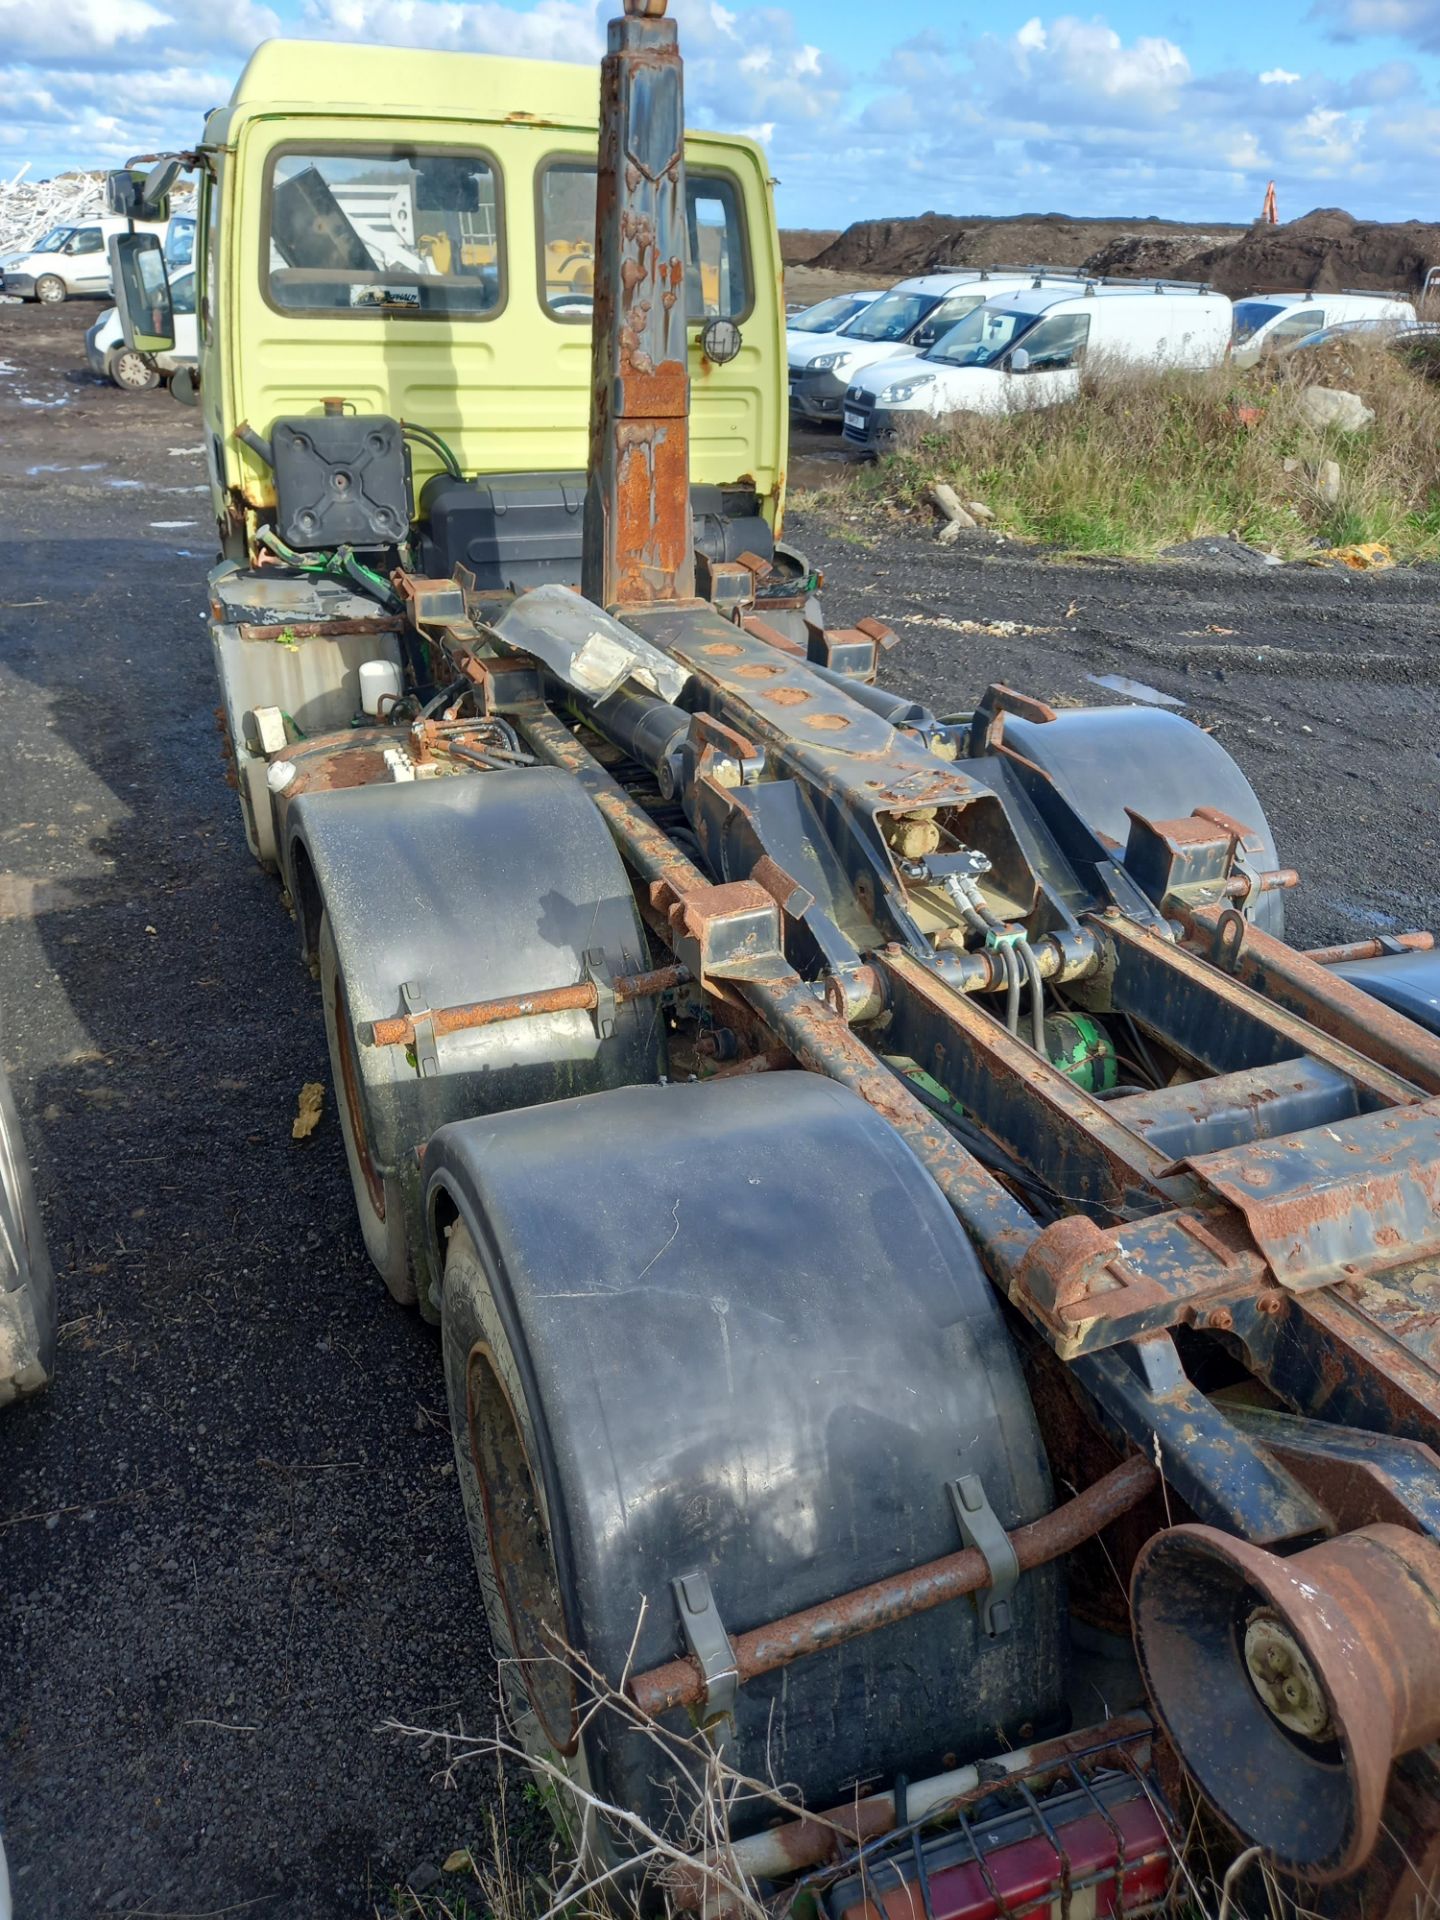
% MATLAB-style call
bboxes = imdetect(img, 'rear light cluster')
[819,1768,1174,1920]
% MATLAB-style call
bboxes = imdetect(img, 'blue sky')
[3,0,1440,228]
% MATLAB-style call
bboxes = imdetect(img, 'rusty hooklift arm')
[582,0,694,609]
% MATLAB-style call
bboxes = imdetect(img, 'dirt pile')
[812,212,1245,278]
[1083,208,1440,295]
[813,206,1440,296]
[779,228,843,264]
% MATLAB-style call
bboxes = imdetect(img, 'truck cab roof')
[212,38,603,137]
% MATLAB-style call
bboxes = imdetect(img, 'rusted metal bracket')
[947,1474,1018,1637]
[582,948,617,1040]
[671,1570,738,1731]
[401,980,439,1079]
[652,877,781,991]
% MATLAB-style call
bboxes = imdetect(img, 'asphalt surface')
[3,296,1440,1919]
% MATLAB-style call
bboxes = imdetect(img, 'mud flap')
[425,1072,1066,1837]
[288,768,665,1293]
[1006,705,1287,935]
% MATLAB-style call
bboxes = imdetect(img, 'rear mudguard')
[287,768,664,1265]
[425,1072,1066,1833]
[1006,706,1286,935]
[1334,947,1440,1036]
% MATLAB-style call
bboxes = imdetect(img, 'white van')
[0,212,174,304]
[789,268,1088,424]
[842,281,1232,451]
[785,289,883,362]
[1230,290,1417,364]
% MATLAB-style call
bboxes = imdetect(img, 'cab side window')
[69,229,105,255]
[686,177,747,321]
[537,161,750,324]
[1015,311,1091,370]
[171,270,197,316]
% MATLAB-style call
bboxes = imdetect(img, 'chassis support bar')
[628,1455,1158,1717]
[367,963,688,1049]
[1183,904,1440,1096]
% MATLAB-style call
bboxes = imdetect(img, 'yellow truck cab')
[124,40,805,864]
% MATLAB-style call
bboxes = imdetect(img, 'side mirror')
[106,160,180,224]
[1009,347,1031,374]
[143,158,184,209]
[169,365,200,409]
[109,232,175,354]
[913,326,936,349]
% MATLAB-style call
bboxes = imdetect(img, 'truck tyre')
[107,345,160,392]
[430,1074,1064,1843]
[320,912,415,1306]
[34,275,66,305]
[0,1056,57,1406]
[441,1219,565,1764]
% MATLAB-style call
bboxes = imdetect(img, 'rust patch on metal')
[808,711,852,730]
[766,686,812,706]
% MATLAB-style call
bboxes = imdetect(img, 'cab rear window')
[263,145,503,318]
[536,160,750,324]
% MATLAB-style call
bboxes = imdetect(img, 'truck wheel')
[107,346,160,392]
[441,1220,574,1770]
[319,912,415,1306]
[34,275,66,305]
[430,1074,1063,1843]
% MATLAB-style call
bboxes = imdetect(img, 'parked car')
[1230,290,1416,364]
[841,282,1232,451]
[784,288,882,358]
[85,266,198,390]
[1,1046,55,1408]
[789,268,1088,424]
[0,211,187,303]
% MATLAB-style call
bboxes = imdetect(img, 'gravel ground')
[2,297,1439,1919]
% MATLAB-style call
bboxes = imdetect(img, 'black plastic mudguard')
[1006,706,1286,934]
[426,1072,1066,1828]
[1334,947,1440,1035]
[288,766,663,1221]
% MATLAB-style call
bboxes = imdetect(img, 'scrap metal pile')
[0,165,105,257]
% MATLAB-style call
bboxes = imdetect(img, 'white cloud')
[299,0,603,61]
[1312,0,1440,47]
[0,0,169,60]
[4,0,1440,233]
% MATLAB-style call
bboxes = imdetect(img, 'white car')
[1230,290,1416,364]
[788,268,1088,425]
[784,289,882,361]
[842,281,1232,451]
[84,266,198,391]
[0,212,189,304]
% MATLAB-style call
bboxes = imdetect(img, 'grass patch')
[851,335,1440,562]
